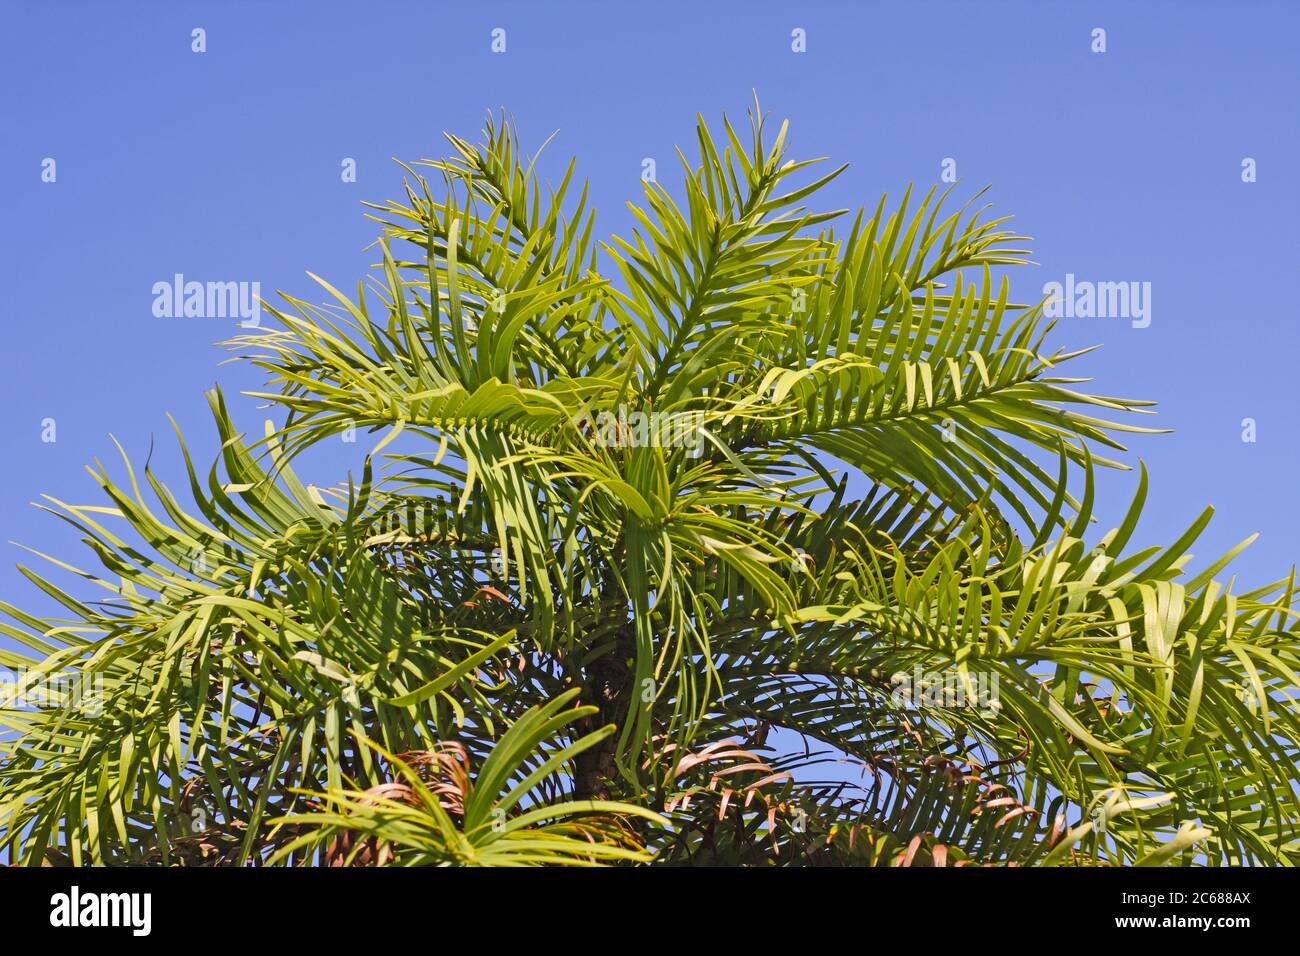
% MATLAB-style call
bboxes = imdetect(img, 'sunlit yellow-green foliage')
[2,102,1297,866]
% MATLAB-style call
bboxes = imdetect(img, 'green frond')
[3,105,1296,867]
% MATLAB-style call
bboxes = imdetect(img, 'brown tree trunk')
[572,623,634,801]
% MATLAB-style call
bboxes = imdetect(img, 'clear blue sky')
[2,0,1297,624]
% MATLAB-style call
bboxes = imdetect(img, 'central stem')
[572,622,634,801]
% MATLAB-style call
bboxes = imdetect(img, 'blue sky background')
[2,0,1297,624]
